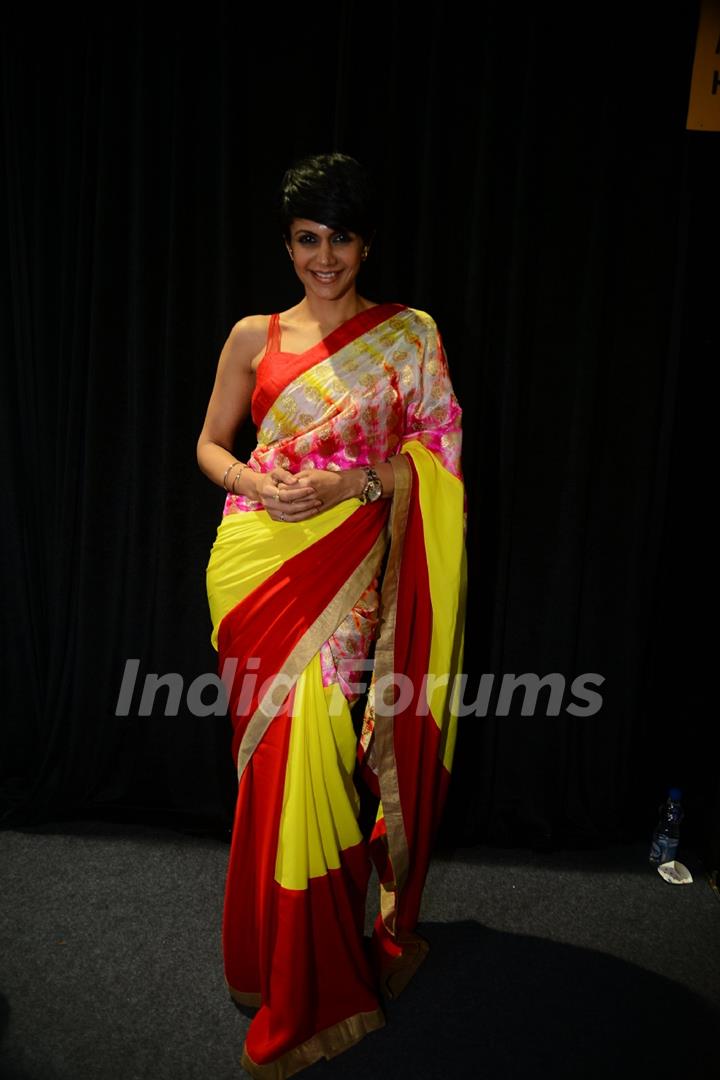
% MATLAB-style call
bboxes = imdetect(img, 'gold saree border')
[235,525,388,783]
[374,926,430,1001]
[239,1007,386,1080]
[371,454,413,917]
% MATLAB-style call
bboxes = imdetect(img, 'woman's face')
[285,218,367,300]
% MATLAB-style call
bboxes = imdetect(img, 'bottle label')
[650,834,679,864]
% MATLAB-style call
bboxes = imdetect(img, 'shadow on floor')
[318,920,717,1080]
[0,991,62,1080]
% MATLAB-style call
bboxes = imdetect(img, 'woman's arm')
[196,318,262,499]
[197,319,322,518]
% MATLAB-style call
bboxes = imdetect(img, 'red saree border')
[382,453,449,938]
[251,301,407,428]
[368,455,414,899]
[366,449,456,967]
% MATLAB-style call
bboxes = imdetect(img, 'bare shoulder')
[224,314,272,370]
[230,313,271,346]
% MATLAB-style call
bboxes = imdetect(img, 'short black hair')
[278,152,378,244]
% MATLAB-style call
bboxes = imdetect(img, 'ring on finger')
[280,512,285,522]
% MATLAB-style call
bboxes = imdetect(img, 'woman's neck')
[294,292,374,331]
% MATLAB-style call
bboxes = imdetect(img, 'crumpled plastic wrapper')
[657,860,693,885]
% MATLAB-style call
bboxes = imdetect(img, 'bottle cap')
[668,786,682,801]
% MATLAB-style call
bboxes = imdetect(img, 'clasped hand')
[257,466,355,523]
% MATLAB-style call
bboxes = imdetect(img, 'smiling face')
[285,218,367,300]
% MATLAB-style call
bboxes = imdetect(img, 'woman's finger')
[279,504,318,520]
[276,507,317,520]
[274,498,323,522]
[272,467,298,485]
[279,485,317,503]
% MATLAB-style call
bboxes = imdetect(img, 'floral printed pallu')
[205,302,467,1079]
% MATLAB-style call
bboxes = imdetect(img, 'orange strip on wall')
[687,0,720,131]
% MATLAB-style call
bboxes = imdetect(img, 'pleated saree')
[205,302,467,1078]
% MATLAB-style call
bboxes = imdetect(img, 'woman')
[198,153,467,1078]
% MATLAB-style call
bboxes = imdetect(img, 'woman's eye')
[298,235,316,244]
[333,233,352,243]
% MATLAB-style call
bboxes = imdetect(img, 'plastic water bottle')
[649,787,683,865]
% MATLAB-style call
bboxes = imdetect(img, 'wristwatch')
[359,466,383,504]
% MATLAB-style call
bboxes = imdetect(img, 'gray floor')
[1,821,718,1079]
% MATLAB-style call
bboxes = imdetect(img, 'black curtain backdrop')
[2,5,716,857]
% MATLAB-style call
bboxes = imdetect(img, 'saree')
[205,302,467,1079]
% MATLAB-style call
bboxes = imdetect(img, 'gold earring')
[362,247,369,260]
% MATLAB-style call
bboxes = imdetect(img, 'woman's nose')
[318,240,336,265]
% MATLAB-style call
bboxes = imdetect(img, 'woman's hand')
[255,466,323,523]
[256,464,387,523]
[256,466,366,522]
[290,467,364,514]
